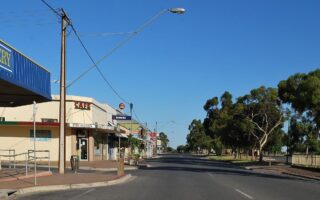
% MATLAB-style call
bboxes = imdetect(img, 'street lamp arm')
[66,7,185,89]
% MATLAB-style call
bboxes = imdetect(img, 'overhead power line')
[66,9,168,89]
[133,108,142,124]
[41,0,130,104]
[41,0,61,17]
[41,0,144,124]
[79,31,136,37]
[69,24,131,104]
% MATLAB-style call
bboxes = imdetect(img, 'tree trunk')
[251,148,255,161]
[259,146,263,162]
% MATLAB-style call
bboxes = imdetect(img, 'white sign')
[69,123,95,128]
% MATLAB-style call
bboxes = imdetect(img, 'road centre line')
[68,188,95,200]
[234,188,254,200]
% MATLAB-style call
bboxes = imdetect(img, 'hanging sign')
[112,115,132,120]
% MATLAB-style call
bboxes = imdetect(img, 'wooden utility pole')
[59,9,70,174]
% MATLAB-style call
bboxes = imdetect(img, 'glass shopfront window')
[93,132,103,156]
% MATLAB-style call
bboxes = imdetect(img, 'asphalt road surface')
[16,154,320,200]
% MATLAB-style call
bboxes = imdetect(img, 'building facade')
[0,95,128,162]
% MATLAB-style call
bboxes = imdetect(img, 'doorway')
[79,138,88,161]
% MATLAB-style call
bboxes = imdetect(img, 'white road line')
[234,188,254,200]
[68,188,95,200]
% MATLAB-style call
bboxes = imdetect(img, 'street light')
[66,7,186,88]
[168,8,186,14]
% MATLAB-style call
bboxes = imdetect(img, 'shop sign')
[96,124,114,130]
[0,42,13,73]
[74,101,91,110]
[112,115,132,120]
[69,123,95,128]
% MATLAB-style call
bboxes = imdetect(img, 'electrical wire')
[133,108,142,124]
[41,0,62,17]
[66,8,168,89]
[69,24,130,105]
[41,0,147,127]
[42,0,132,108]
[78,31,136,37]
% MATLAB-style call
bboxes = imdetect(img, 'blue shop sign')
[0,42,13,73]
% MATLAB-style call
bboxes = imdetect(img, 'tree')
[264,129,284,154]
[238,86,284,162]
[278,69,320,126]
[219,92,253,155]
[278,69,320,154]
[177,145,187,153]
[127,134,143,155]
[159,132,169,151]
[166,147,175,152]
[186,119,213,153]
[203,92,254,156]
[286,116,320,154]
[203,96,224,155]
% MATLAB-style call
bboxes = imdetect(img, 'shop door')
[79,138,88,161]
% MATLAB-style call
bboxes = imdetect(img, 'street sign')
[112,115,132,120]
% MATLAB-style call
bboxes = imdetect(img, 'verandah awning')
[0,40,51,107]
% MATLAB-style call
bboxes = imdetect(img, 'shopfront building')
[0,95,127,161]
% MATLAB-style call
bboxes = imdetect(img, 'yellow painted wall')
[0,126,72,161]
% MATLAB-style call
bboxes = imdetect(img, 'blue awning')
[0,39,51,106]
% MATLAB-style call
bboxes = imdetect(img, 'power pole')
[130,103,133,136]
[59,9,71,174]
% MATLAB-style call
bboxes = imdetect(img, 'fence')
[0,151,29,176]
[28,150,51,172]
[292,154,320,168]
[263,155,292,163]
[0,149,16,168]
[0,149,50,176]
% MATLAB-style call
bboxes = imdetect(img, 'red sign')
[149,132,157,142]
[74,101,91,110]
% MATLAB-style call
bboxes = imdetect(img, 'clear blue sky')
[2,0,320,148]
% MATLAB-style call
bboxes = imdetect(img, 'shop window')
[0,117,5,122]
[93,133,102,155]
[30,130,52,141]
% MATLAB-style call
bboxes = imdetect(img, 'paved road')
[16,154,320,200]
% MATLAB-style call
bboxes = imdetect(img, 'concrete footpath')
[0,172,134,199]
[0,160,139,199]
[243,164,320,181]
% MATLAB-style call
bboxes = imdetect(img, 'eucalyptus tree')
[238,86,285,162]
[278,69,320,154]
[186,119,213,153]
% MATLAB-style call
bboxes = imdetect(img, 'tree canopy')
[183,69,320,158]
[159,132,169,150]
